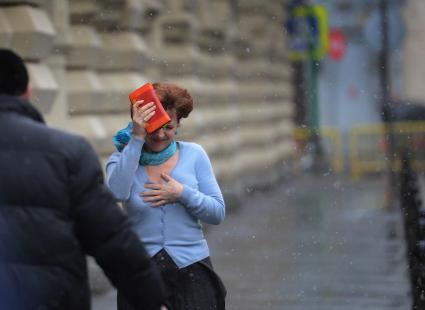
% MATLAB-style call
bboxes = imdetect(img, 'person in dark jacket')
[0,49,166,310]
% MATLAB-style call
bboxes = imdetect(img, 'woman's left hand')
[141,173,184,207]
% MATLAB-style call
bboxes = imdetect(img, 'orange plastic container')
[129,82,171,134]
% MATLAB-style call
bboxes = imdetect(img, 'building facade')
[402,0,425,104]
[0,0,294,200]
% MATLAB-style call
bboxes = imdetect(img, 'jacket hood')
[0,94,44,124]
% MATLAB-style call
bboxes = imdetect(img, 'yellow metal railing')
[294,122,425,178]
[293,126,343,173]
[350,121,425,179]
[349,124,387,179]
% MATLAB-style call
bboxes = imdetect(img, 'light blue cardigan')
[106,136,225,268]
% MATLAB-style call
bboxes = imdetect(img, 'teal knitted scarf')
[113,122,177,166]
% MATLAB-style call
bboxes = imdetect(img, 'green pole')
[306,6,323,171]
[309,59,319,134]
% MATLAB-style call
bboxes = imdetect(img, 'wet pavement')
[92,174,411,310]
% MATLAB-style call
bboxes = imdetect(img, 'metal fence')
[350,122,425,178]
[293,126,343,173]
[293,121,425,178]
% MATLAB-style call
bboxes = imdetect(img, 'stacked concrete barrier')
[185,0,239,187]
[0,0,294,294]
[0,0,294,198]
[403,1,425,105]
[229,0,294,192]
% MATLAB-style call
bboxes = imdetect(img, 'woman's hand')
[141,173,184,207]
[132,100,156,139]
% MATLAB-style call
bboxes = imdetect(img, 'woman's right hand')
[132,100,156,139]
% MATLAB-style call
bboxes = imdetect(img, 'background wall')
[402,0,425,104]
[0,0,295,203]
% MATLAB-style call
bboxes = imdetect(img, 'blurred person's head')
[0,49,31,100]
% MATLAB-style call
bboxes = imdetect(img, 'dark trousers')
[118,250,226,310]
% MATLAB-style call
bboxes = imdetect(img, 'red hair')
[152,82,193,122]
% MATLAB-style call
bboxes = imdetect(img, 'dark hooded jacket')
[0,95,165,310]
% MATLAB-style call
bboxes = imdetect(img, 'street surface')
[92,175,411,310]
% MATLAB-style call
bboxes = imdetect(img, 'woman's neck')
[144,141,173,153]
[140,140,177,166]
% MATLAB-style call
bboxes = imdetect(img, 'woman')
[106,82,226,310]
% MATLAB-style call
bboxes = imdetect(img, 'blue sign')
[286,5,329,61]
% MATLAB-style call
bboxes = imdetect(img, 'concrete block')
[152,14,202,79]
[211,79,238,104]
[93,1,123,31]
[197,129,240,159]
[237,14,270,47]
[199,0,232,30]
[69,0,97,25]
[402,1,425,32]
[239,125,276,148]
[165,0,198,13]
[43,54,67,126]
[245,81,292,103]
[235,59,273,81]
[141,0,164,31]
[94,0,146,31]
[144,0,165,15]
[156,46,201,78]
[66,70,147,116]
[97,0,126,7]
[403,40,425,102]
[98,32,148,71]
[210,154,241,183]
[195,107,238,134]
[235,148,268,175]
[0,0,44,6]
[2,5,55,60]
[66,25,102,69]
[41,0,71,48]
[266,62,290,81]
[267,2,285,20]
[63,114,130,157]
[197,53,235,80]
[153,13,199,49]
[120,0,145,30]
[402,1,425,103]
[234,0,266,14]
[27,62,58,114]
[89,115,131,156]
[232,36,258,60]
[66,69,104,115]
[188,78,224,105]
[197,26,228,56]
[98,72,148,113]
[0,9,12,48]
[177,117,199,141]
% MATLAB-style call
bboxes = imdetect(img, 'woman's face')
[144,109,179,152]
